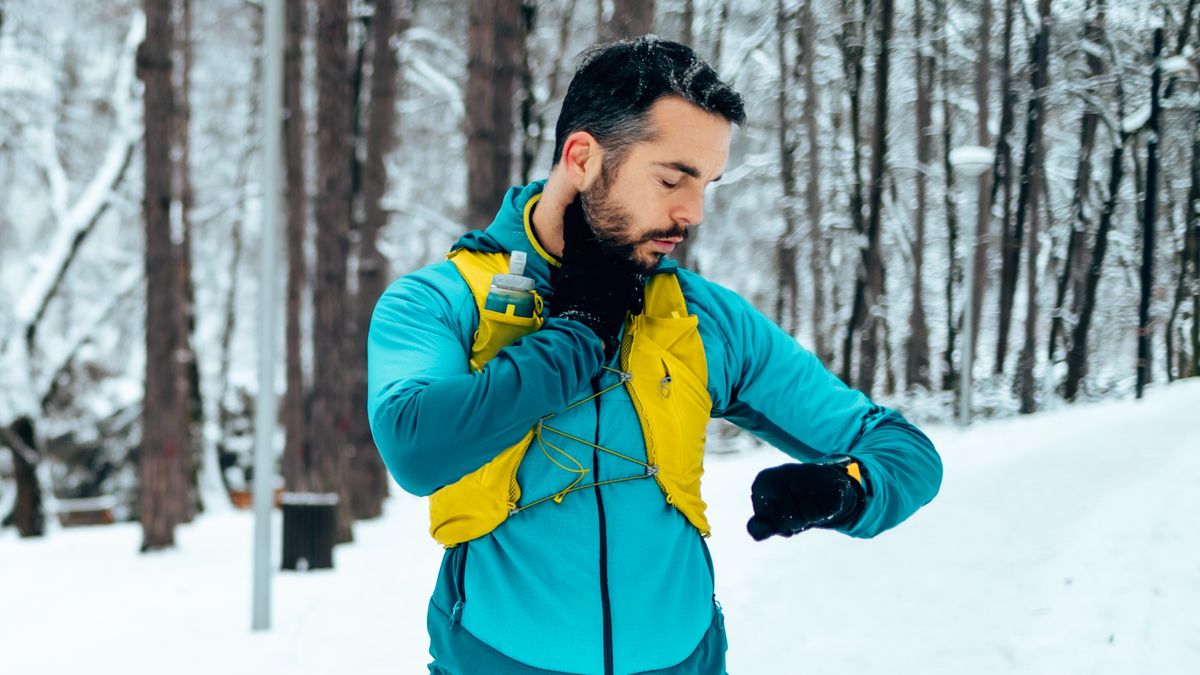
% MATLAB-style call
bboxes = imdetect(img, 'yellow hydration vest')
[427,248,713,547]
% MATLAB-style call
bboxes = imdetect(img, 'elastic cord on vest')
[513,365,658,512]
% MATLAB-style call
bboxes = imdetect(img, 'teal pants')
[427,600,729,675]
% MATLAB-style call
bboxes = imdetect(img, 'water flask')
[484,251,536,318]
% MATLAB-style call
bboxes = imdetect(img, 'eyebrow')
[654,161,722,183]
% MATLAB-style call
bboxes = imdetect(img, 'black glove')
[746,461,866,541]
[550,195,646,361]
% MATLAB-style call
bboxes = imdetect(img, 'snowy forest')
[3,0,1199,672]
[1,0,1198,562]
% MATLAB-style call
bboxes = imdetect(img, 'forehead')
[631,96,732,174]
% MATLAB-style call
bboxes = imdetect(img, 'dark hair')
[551,36,746,173]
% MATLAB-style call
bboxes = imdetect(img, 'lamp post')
[253,0,283,632]
[948,146,993,427]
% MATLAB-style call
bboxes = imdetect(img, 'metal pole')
[949,146,990,427]
[253,0,284,633]
[959,201,977,427]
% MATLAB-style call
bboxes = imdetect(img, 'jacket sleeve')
[366,263,604,496]
[687,273,942,539]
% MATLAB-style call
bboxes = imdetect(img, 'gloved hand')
[550,195,646,361]
[746,461,866,541]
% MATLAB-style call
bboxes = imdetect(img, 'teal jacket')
[367,181,942,674]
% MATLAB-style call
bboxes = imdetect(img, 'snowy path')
[709,380,1200,674]
[3,381,1198,674]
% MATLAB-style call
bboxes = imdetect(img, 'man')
[368,36,941,675]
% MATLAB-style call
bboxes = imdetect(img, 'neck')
[530,174,573,260]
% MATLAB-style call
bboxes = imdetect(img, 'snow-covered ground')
[4,381,1199,674]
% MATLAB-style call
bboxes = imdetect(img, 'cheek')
[615,173,659,207]
[609,178,667,239]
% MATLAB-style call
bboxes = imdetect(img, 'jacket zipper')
[597,318,639,674]
[591,372,614,675]
[448,542,468,629]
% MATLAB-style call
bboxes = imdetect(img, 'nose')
[672,186,705,229]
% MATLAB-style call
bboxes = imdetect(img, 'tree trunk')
[1064,141,1127,400]
[521,0,575,184]
[1050,0,1104,362]
[800,0,831,365]
[672,0,710,270]
[466,0,520,229]
[839,0,867,385]
[1168,194,1189,381]
[882,307,898,395]
[138,0,189,551]
[998,38,1032,379]
[173,0,202,520]
[518,1,538,184]
[681,0,694,46]
[992,0,1017,374]
[216,188,247,499]
[1163,0,1197,100]
[1016,0,1052,414]
[855,0,891,396]
[1137,27,1163,398]
[1064,41,1129,401]
[707,0,731,72]
[907,0,933,391]
[604,0,655,41]
[773,0,800,336]
[282,0,309,493]
[348,0,408,521]
[314,0,355,544]
[1,418,45,537]
[937,0,959,392]
[969,0,993,367]
[342,6,368,522]
[1189,107,1200,378]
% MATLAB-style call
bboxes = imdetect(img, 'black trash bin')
[280,492,339,571]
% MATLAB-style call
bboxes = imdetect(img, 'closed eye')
[658,178,678,189]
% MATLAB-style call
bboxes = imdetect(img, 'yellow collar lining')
[522,193,561,268]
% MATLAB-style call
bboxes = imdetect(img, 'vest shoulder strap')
[448,248,508,299]
[644,269,690,319]
[448,248,544,372]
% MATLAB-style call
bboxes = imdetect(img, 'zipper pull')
[660,360,672,398]
[449,600,464,629]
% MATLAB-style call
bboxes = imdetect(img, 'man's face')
[580,97,733,273]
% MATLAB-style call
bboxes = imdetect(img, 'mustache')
[637,226,691,244]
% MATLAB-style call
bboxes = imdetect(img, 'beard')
[580,174,690,273]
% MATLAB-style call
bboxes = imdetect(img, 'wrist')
[821,461,866,529]
[555,308,615,357]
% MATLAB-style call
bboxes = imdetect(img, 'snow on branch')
[402,27,466,66]
[34,266,143,411]
[1,13,144,426]
[29,125,70,224]
[1121,104,1151,135]
[14,15,144,347]
[405,51,464,117]
[1160,55,1193,77]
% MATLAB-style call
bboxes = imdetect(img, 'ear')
[559,131,605,192]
